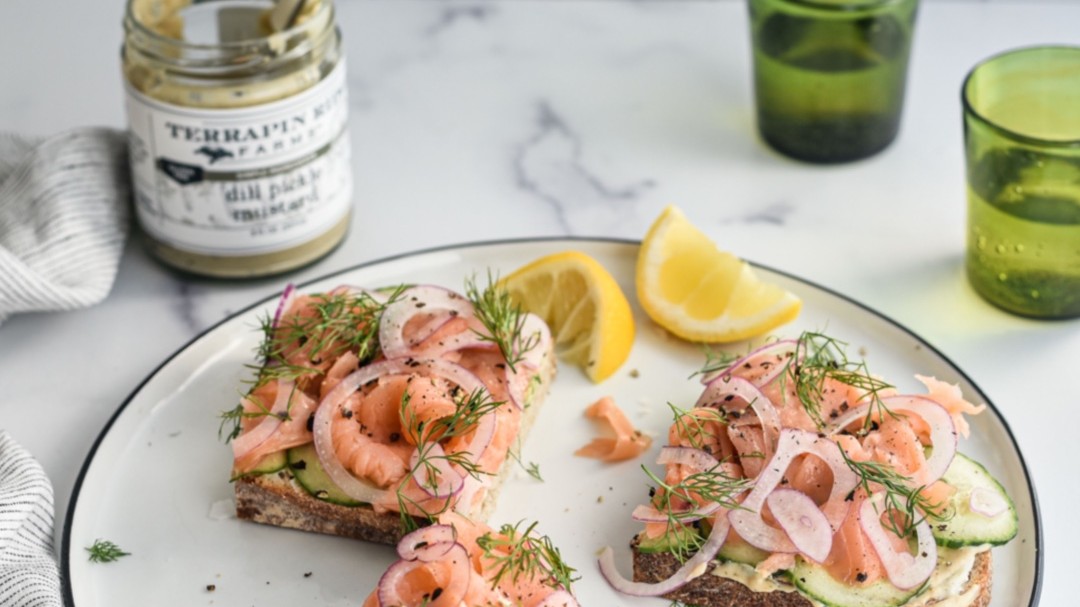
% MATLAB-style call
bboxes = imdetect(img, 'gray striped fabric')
[0,432,61,606]
[0,129,129,326]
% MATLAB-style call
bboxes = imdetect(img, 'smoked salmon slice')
[575,396,652,462]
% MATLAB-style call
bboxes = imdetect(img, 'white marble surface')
[0,0,1077,604]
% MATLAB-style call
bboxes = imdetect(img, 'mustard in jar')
[123,0,351,277]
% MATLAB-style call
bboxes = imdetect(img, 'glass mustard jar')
[122,0,351,277]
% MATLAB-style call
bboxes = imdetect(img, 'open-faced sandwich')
[599,332,1018,607]
[222,280,556,545]
[362,512,580,607]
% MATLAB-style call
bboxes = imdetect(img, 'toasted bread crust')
[234,345,557,545]
[235,472,415,544]
[631,539,992,607]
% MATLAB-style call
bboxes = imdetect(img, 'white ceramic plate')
[62,239,1042,606]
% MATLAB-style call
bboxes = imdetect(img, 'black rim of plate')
[61,236,1043,606]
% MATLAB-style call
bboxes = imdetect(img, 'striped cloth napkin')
[0,128,129,326]
[0,431,62,606]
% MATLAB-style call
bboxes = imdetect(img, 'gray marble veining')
[513,101,655,234]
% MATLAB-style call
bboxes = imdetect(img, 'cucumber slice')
[791,559,921,607]
[287,443,365,507]
[635,525,703,555]
[717,538,770,566]
[933,452,1018,548]
[231,450,287,479]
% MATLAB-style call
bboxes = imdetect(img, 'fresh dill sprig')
[255,287,406,379]
[666,403,726,452]
[395,491,431,533]
[508,441,543,481]
[218,380,307,445]
[643,465,749,516]
[86,539,130,563]
[838,448,951,539]
[689,346,740,381]
[523,460,543,481]
[217,393,281,443]
[464,272,539,373]
[789,331,895,430]
[476,520,580,591]
[218,404,252,443]
[247,358,319,386]
[403,384,504,446]
[642,463,751,562]
[219,286,406,444]
[395,386,503,530]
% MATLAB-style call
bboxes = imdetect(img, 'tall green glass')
[963,46,1080,319]
[748,0,918,163]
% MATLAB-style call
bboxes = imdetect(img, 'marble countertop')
[1,0,1077,604]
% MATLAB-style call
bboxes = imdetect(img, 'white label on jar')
[125,60,351,256]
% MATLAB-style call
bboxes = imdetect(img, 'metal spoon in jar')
[268,0,307,32]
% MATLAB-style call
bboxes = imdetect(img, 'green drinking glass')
[963,46,1080,319]
[748,0,919,163]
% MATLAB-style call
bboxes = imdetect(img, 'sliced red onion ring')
[729,429,859,554]
[767,488,832,563]
[700,340,798,386]
[631,501,722,524]
[859,492,937,590]
[313,358,493,505]
[882,396,956,486]
[970,486,1009,518]
[410,444,465,500]
[825,401,872,435]
[695,376,782,462]
[377,541,471,607]
[599,511,730,597]
[412,295,544,358]
[535,590,580,607]
[461,407,498,466]
[410,358,497,466]
[656,446,721,472]
[728,508,795,554]
[804,438,860,531]
[376,558,418,607]
[420,330,495,359]
[231,379,294,462]
[397,524,458,561]
[633,447,730,523]
[517,313,552,369]
[271,284,297,330]
[828,396,955,488]
[313,361,403,504]
[506,314,553,409]
[379,285,477,359]
[453,475,486,515]
[505,366,531,411]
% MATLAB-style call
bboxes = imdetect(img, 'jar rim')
[962,45,1080,148]
[124,0,333,52]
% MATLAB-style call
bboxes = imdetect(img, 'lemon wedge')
[500,251,635,383]
[636,205,801,342]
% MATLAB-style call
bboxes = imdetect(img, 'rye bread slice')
[631,537,992,607]
[234,345,557,545]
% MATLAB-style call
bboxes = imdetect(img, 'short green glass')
[748,0,919,163]
[963,46,1080,319]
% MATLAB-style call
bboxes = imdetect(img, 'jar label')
[125,60,351,256]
